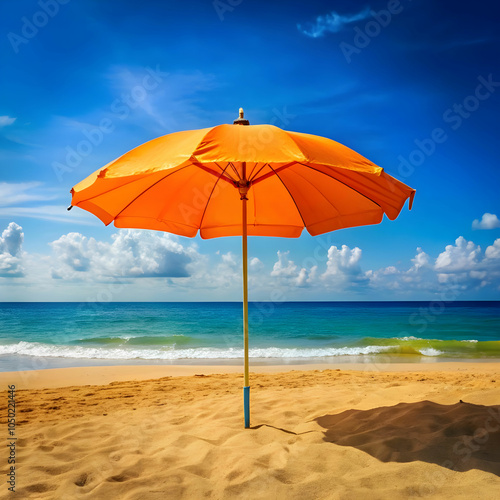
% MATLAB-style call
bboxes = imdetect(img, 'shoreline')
[2,360,500,390]
[2,352,500,373]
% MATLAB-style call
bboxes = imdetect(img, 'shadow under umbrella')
[315,400,500,476]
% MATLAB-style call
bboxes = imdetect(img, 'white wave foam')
[461,339,478,343]
[396,336,424,341]
[419,348,444,357]
[0,341,393,361]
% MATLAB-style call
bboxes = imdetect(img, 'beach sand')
[1,362,499,499]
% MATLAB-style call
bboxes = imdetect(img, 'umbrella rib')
[297,162,413,211]
[295,162,384,210]
[111,162,233,222]
[110,166,195,222]
[247,162,262,181]
[227,162,242,182]
[73,161,197,205]
[117,214,198,231]
[281,163,350,222]
[268,164,307,228]
[282,132,397,209]
[214,161,238,183]
[198,163,233,230]
[251,162,296,185]
[191,160,237,185]
[248,162,268,182]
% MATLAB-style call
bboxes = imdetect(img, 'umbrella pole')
[241,189,250,428]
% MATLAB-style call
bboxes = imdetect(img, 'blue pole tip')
[244,386,250,428]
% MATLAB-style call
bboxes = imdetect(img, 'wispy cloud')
[0,206,98,225]
[104,66,218,134]
[0,182,56,207]
[0,116,16,127]
[297,8,371,38]
[442,37,491,51]
[0,183,97,225]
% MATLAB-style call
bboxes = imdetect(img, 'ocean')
[0,302,499,372]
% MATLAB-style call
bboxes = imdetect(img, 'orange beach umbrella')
[69,109,415,427]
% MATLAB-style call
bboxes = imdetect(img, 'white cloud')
[271,250,298,278]
[50,229,195,280]
[367,246,436,292]
[435,236,481,272]
[0,222,24,277]
[3,219,500,299]
[367,237,500,294]
[321,244,367,288]
[183,252,262,293]
[249,257,263,271]
[0,223,23,257]
[382,266,398,274]
[432,235,500,289]
[210,251,240,288]
[221,252,237,267]
[0,116,16,127]
[485,239,500,260]
[472,213,500,230]
[410,247,430,270]
[298,8,371,38]
[296,268,308,287]
[324,245,362,273]
[269,251,310,287]
[469,270,487,280]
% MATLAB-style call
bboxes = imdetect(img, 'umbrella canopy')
[71,113,414,239]
[69,109,415,428]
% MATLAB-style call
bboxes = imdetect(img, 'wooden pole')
[240,167,250,428]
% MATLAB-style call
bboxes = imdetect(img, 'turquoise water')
[0,302,499,371]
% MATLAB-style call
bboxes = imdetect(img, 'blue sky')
[1,0,499,301]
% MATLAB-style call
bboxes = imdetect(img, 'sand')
[1,362,499,499]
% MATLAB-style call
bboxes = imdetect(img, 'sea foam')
[0,341,393,360]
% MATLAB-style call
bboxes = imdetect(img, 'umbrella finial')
[233,108,250,126]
